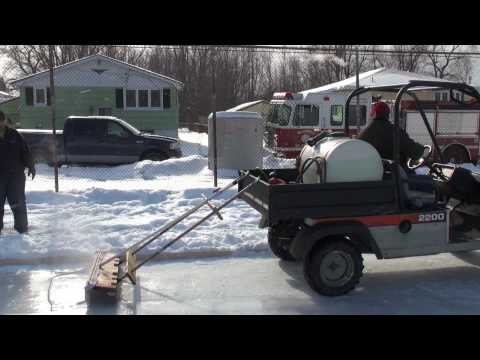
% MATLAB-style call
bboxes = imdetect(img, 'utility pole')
[211,59,218,187]
[48,45,59,193]
[355,46,361,135]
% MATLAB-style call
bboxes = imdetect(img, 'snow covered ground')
[0,129,293,261]
[0,128,478,263]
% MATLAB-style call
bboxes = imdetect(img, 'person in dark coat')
[0,110,36,235]
[358,101,435,197]
[358,101,427,168]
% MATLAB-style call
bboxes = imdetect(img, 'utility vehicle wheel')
[443,146,470,164]
[143,152,168,162]
[268,228,295,261]
[304,239,364,297]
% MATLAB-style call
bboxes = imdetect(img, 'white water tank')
[300,138,383,184]
[208,111,264,170]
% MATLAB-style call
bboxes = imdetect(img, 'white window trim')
[124,88,165,111]
[138,89,150,109]
[125,89,137,109]
[34,87,47,107]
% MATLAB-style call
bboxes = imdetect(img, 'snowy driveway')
[2,251,480,315]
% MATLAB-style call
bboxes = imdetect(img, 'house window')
[35,88,46,105]
[435,92,441,101]
[151,90,161,108]
[126,90,136,107]
[330,105,344,126]
[442,92,448,101]
[138,90,149,107]
[124,89,171,110]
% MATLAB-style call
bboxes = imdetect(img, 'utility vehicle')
[239,80,480,296]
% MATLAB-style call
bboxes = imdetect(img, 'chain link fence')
[0,57,296,193]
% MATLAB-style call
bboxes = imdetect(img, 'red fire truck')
[265,91,480,164]
[402,101,480,164]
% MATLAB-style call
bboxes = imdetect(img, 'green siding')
[0,98,21,125]
[8,86,179,134]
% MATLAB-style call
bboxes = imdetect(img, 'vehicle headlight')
[169,142,180,150]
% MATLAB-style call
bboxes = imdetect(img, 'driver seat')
[399,166,438,209]
[383,160,437,209]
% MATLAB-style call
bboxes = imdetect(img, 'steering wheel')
[407,145,432,170]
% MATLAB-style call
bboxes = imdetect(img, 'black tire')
[268,228,296,261]
[142,152,168,162]
[443,146,470,164]
[304,239,364,297]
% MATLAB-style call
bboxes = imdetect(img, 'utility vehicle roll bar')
[344,80,480,212]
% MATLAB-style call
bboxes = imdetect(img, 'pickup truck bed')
[238,169,397,226]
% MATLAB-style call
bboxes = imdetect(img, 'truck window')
[268,104,291,126]
[330,105,344,126]
[348,105,367,126]
[107,121,130,138]
[293,105,319,126]
[73,120,100,138]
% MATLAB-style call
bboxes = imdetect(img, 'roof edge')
[11,54,184,89]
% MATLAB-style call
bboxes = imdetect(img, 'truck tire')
[443,146,470,164]
[268,228,296,261]
[304,239,364,297]
[142,152,168,162]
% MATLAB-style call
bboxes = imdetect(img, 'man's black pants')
[0,172,28,234]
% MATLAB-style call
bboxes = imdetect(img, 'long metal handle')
[100,172,250,268]
[118,176,260,280]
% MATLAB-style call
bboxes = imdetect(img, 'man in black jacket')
[0,110,36,234]
[358,101,426,169]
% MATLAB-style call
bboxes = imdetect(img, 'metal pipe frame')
[118,176,261,281]
[345,80,480,212]
[99,172,250,268]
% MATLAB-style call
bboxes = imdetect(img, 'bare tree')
[424,45,462,78]
[380,45,429,72]
[2,45,147,80]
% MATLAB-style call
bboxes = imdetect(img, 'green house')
[0,54,184,138]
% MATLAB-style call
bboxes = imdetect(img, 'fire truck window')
[293,105,319,126]
[330,105,344,126]
[348,105,367,126]
[268,104,291,126]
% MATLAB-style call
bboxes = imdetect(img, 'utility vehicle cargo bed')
[238,169,397,225]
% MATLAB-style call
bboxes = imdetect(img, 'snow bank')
[1,131,269,260]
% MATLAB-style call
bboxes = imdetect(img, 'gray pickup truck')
[19,116,182,166]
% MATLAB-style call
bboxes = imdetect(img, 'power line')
[122,45,480,57]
